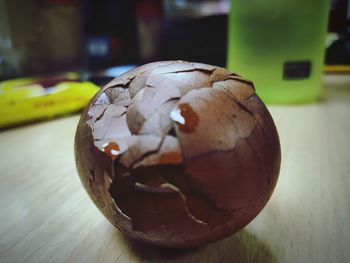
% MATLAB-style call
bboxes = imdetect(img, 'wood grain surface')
[1,75,349,263]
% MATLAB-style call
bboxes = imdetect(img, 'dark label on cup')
[283,61,311,79]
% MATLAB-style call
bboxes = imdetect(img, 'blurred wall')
[0,0,85,79]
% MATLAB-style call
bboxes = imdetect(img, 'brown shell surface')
[75,61,281,248]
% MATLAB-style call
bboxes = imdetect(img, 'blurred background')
[1,2,350,262]
[1,0,349,79]
[0,0,350,127]
[0,0,231,80]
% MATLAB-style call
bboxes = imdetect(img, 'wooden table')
[1,75,349,263]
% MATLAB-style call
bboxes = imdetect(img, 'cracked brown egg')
[74,61,281,248]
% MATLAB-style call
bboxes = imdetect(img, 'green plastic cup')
[227,0,330,104]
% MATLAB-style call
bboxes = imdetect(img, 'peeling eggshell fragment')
[75,61,281,248]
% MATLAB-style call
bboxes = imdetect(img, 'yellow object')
[0,75,99,128]
[324,65,350,73]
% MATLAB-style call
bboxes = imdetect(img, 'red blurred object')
[135,0,163,61]
[136,0,163,18]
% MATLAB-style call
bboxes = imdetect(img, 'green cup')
[227,0,330,104]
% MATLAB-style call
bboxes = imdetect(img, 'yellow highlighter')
[0,74,99,128]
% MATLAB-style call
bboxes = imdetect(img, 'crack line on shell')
[161,165,237,213]
[103,85,135,104]
[137,97,180,136]
[234,97,271,142]
[164,97,180,103]
[221,89,258,129]
[163,171,238,226]
[135,61,180,78]
[242,107,280,187]
[94,106,109,123]
[239,97,280,155]
[128,73,152,99]
[178,191,208,226]
[129,136,166,169]
[192,93,243,137]
[186,142,253,213]
[135,180,209,226]
[193,89,244,136]
[221,88,256,135]
[94,110,127,141]
[150,61,179,69]
[87,103,110,125]
[104,75,136,91]
[221,86,245,102]
[162,67,215,75]
[105,83,128,90]
[162,180,210,226]
[227,76,255,89]
[133,182,178,193]
[109,194,132,221]
[209,69,231,83]
[228,72,240,77]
